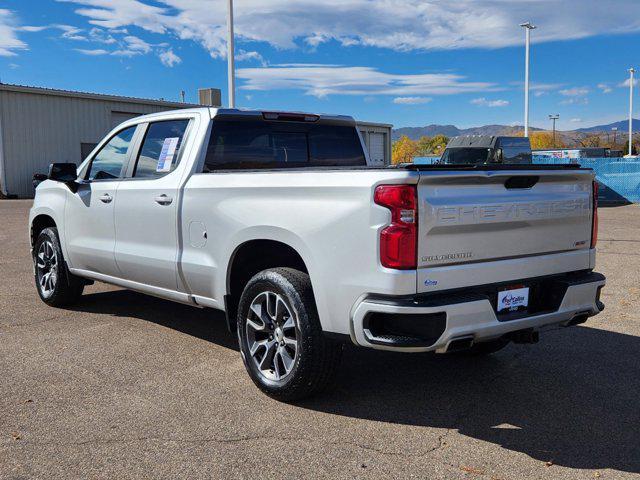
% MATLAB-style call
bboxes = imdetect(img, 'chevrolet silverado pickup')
[29,108,605,400]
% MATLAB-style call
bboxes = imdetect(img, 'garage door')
[368,132,386,166]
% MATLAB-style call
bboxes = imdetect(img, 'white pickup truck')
[29,108,605,400]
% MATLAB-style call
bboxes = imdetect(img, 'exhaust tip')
[446,336,474,353]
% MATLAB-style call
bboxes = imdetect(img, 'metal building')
[357,121,393,167]
[0,84,221,198]
[0,83,392,197]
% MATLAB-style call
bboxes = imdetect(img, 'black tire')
[237,268,342,401]
[33,227,84,307]
[456,338,510,356]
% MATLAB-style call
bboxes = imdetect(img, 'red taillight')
[591,180,599,248]
[374,185,417,269]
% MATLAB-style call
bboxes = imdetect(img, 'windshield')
[441,148,490,165]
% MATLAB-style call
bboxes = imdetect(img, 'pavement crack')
[7,432,452,458]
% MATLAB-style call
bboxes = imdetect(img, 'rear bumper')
[350,271,605,353]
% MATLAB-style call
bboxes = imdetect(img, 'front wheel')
[237,268,342,401]
[33,227,84,307]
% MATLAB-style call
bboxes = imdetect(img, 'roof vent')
[198,88,222,107]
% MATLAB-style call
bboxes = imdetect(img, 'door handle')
[155,194,173,205]
[99,193,112,203]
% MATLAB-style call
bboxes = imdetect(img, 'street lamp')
[227,0,236,108]
[548,114,559,147]
[612,127,618,147]
[520,22,536,137]
[628,67,635,156]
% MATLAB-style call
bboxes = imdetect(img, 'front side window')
[133,119,190,179]
[203,119,366,171]
[86,126,136,180]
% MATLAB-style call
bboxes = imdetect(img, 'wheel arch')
[30,214,57,247]
[224,239,311,333]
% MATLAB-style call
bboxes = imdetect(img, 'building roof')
[0,83,199,108]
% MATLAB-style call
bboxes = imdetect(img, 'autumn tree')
[529,131,565,149]
[391,135,419,164]
[416,136,432,156]
[429,134,449,155]
[415,135,449,156]
[514,131,564,149]
[579,135,602,148]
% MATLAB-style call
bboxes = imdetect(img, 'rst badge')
[497,287,529,312]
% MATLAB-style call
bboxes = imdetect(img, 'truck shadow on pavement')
[73,289,239,351]
[307,328,640,475]
[74,289,638,474]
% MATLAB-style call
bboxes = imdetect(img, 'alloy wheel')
[245,291,298,381]
[36,240,58,298]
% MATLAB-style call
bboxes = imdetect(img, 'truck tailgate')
[416,169,595,293]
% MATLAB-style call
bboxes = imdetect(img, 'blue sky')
[1,0,640,130]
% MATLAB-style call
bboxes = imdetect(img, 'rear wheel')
[33,227,84,307]
[237,268,342,401]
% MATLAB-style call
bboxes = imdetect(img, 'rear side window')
[203,120,365,171]
[86,126,136,180]
[133,119,190,179]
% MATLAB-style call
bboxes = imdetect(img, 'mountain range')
[392,119,640,141]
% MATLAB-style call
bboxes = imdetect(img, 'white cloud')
[56,0,640,58]
[20,25,48,32]
[558,86,589,105]
[522,82,563,98]
[236,64,497,98]
[122,35,151,53]
[597,83,612,94]
[570,118,582,123]
[74,48,109,55]
[619,77,639,87]
[89,27,116,44]
[235,49,266,66]
[393,96,432,105]
[8,62,19,68]
[560,97,589,105]
[57,24,88,41]
[0,9,28,56]
[470,97,509,107]
[158,48,181,67]
[111,34,152,56]
[559,87,590,97]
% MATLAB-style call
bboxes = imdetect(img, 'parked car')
[441,135,532,164]
[29,108,605,400]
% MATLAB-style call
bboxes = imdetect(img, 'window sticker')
[157,137,180,172]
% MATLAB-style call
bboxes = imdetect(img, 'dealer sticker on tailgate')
[497,287,530,312]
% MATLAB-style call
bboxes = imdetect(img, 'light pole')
[548,114,559,147]
[520,22,536,137]
[628,67,635,156]
[612,127,618,148]
[227,0,236,108]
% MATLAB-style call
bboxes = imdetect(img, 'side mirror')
[33,173,48,189]
[48,163,78,182]
[493,148,504,163]
[48,163,79,193]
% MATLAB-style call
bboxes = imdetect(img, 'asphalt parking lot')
[1,200,639,479]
